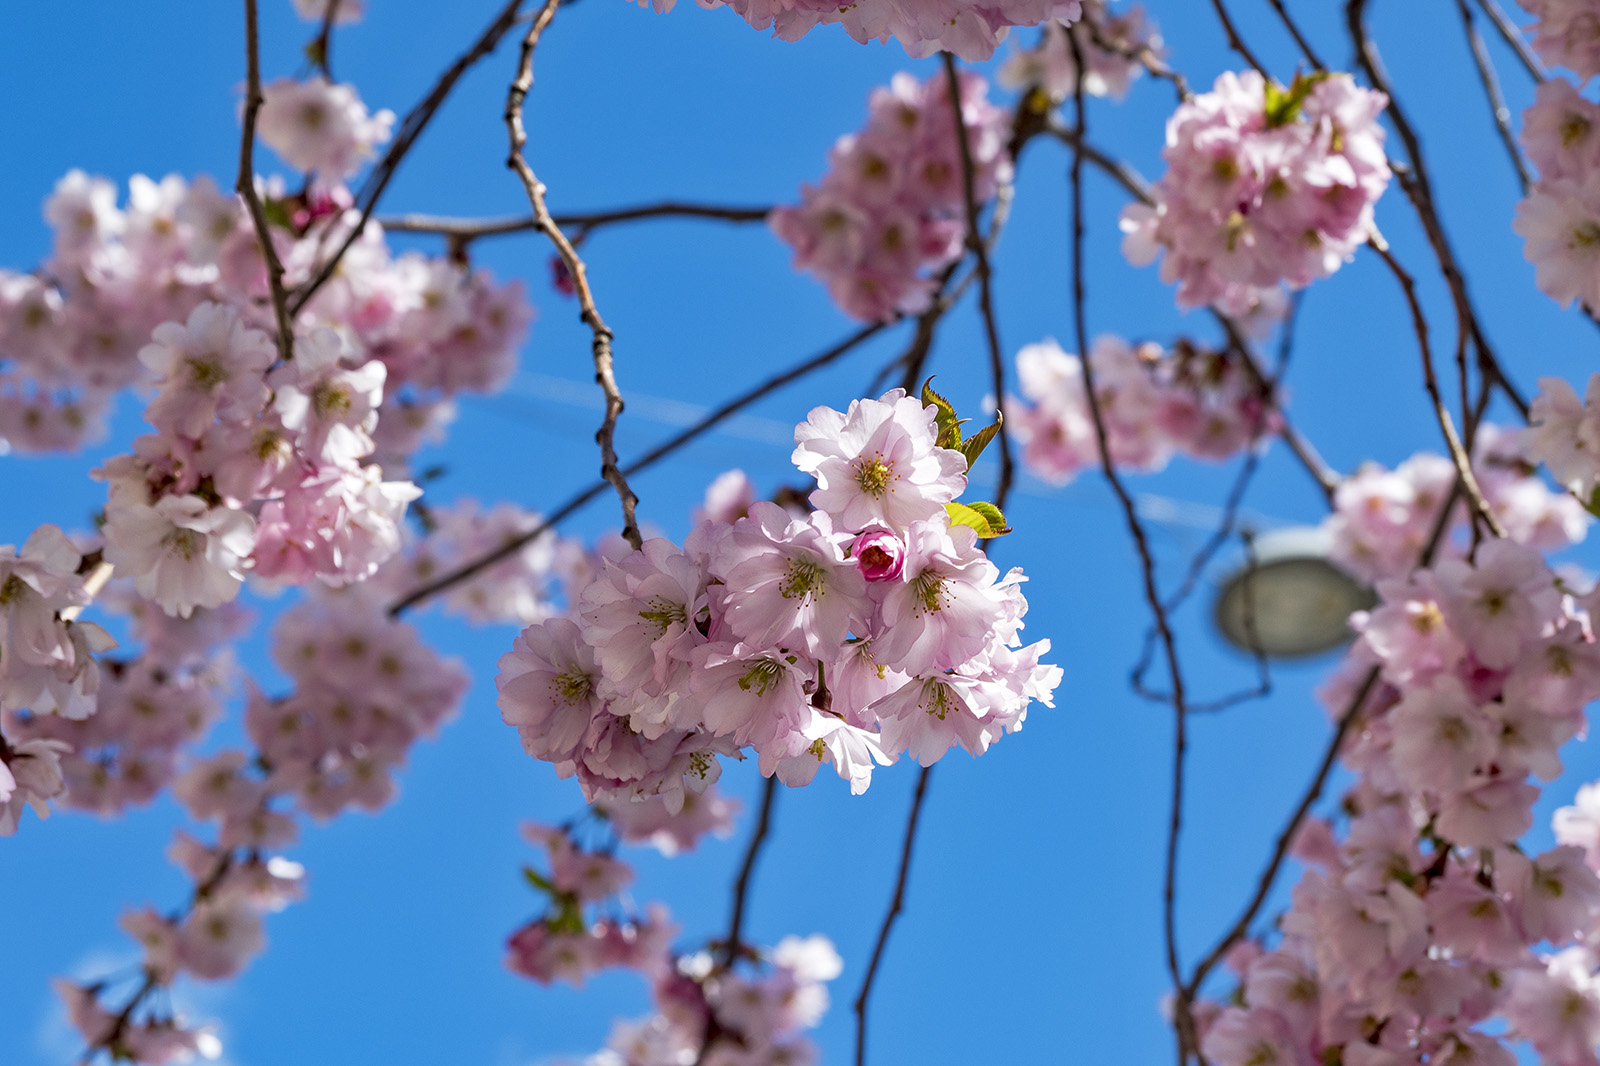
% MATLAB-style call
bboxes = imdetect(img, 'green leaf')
[522,866,553,893]
[550,898,586,935]
[1263,71,1329,128]
[945,500,1011,538]
[960,413,1003,468]
[920,377,965,450]
[1584,485,1600,520]
[262,196,294,232]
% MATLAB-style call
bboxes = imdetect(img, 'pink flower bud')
[852,530,905,582]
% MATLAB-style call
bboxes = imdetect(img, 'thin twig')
[1042,117,1342,504]
[238,0,296,363]
[1264,0,1328,71]
[290,0,528,315]
[386,320,893,616]
[1456,0,1531,194]
[719,774,777,968]
[1063,32,1196,1066]
[1131,297,1305,714]
[1368,239,1507,540]
[1044,120,1157,203]
[941,53,1015,510]
[1183,665,1381,995]
[1474,0,1547,81]
[1209,0,1269,75]
[1348,0,1526,462]
[1186,462,1472,993]
[379,202,773,241]
[504,0,640,549]
[308,0,344,77]
[852,764,931,1066]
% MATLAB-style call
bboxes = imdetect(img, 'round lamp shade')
[1212,526,1375,659]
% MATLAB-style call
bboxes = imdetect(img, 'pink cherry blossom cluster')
[505,822,676,986]
[1521,0,1600,82]
[0,168,528,455]
[678,0,1080,61]
[1120,71,1391,313]
[247,590,468,819]
[597,784,740,856]
[1530,372,1600,501]
[770,70,1013,322]
[1514,80,1600,310]
[0,525,109,728]
[53,833,307,1064]
[998,1,1162,102]
[498,388,1061,810]
[1325,428,1589,585]
[592,933,843,1066]
[1197,538,1600,1066]
[257,76,394,182]
[1007,334,1278,484]
[4,594,245,820]
[51,589,466,1060]
[94,310,420,618]
[369,498,585,626]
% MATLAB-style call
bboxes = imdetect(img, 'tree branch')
[1455,0,1531,194]
[386,319,893,616]
[290,0,529,315]
[941,52,1015,511]
[1473,0,1547,81]
[378,202,773,242]
[1368,238,1506,540]
[852,764,931,1066]
[504,0,640,550]
[1063,32,1197,1065]
[238,0,297,363]
[718,774,778,968]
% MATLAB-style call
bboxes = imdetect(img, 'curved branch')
[1063,32,1197,1065]
[719,774,778,968]
[238,0,296,363]
[941,52,1016,511]
[386,319,894,616]
[379,202,774,241]
[504,0,640,550]
[290,0,529,315]
[852,764,932,1066]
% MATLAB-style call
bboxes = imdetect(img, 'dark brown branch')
[1368,238,1506,540]
[308,0,344,77]
[1264,0,1328,70]
[1209,0,1269,75]
[718,774,778,968]
[1131,298,1306,715]
[941,53,1015,510]
[852,764,932,1066]
[1185,463,1470,993]
[238,0,296,363]
[504,0,640,550]
[290,0,528,315]
[1347,0,1526,460]
[386,319,893,616]
[1182,665,1380,994]
[1062,32,1196,1066]
[1041,118,1342,504]
[378,202,774,241]
[1456,0,1531,194]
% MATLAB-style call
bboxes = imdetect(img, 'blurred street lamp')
[1213,526,1374,659]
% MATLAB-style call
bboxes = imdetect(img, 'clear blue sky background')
[3,2,1598,1064]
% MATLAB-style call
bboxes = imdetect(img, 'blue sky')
[3,2,1599,1064]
